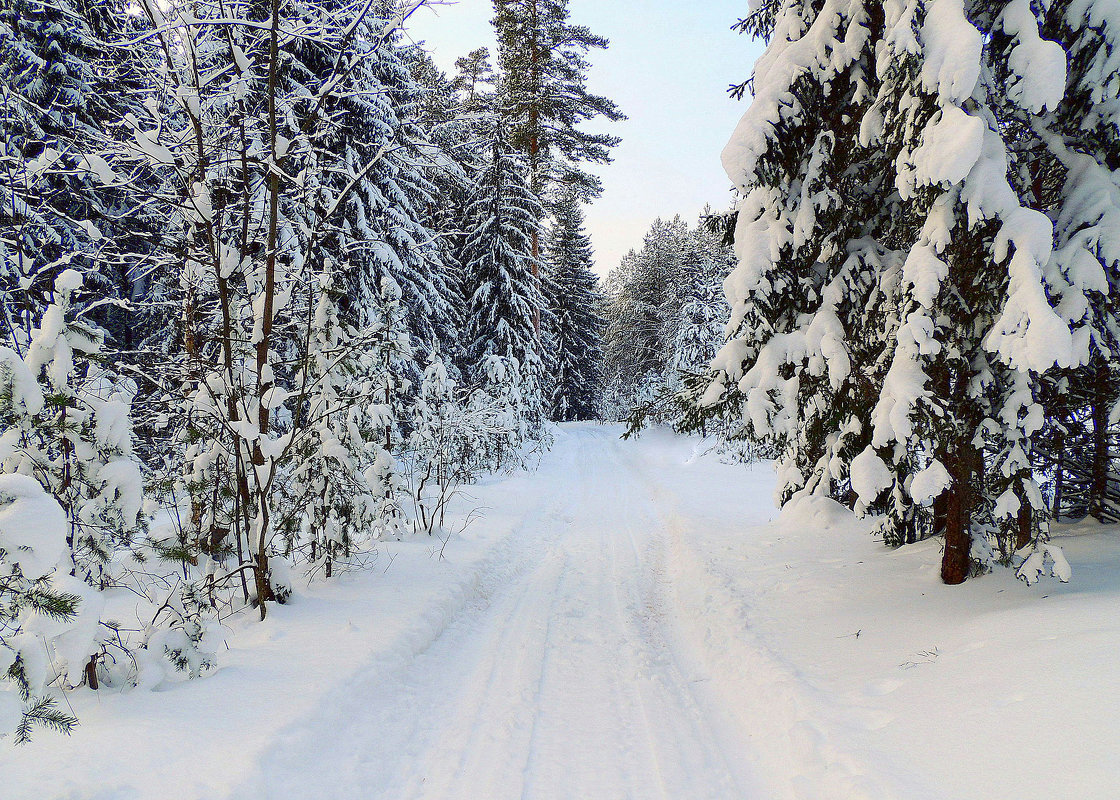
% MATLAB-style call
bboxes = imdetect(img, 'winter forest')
[2,0,1120,797]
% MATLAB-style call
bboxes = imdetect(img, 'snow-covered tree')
[337,19,461,357]
[119,0,457,614]
[603,214,732,424]
[471,354,533,468]
[462,121,547,439]
[361,275,411,539]
[544,194,605,420]
[710,0,1095,584]
[285,265,383,576]
[0,271,147,694]
[1027,1,1120,525]
[671,284,727,381]
[0,0,157,350]
[604,217,690,388]
[17,271,143,586]
[405,349,467,533]
[0,472,79,743]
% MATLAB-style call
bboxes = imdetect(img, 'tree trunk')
[932,491,948,544]
[1015,500,1032,551]
[250,0,283,622]
[254,547,273,619]
[1088,359,1111,521]
[84,656,99,690]
[1053,444,1065,519]
[941,443,975,585]
[528,0,542,341]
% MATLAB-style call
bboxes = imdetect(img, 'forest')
[0,0,628,741]
[2,1,1120,795]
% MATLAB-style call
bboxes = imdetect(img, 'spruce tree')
[712,0,1089,583]
[461,121,546,438]
[1029,1,1120,525]
[867,0,1081,583]
[0,0,156,349]
[544,193,605,421]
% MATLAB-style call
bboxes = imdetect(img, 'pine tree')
[453,47,497,113]
[1029,1,1120,525]
[492,0,623,348]
[709,0,898,518]
[491,0,624,200]
[406,46,476,374]
[0,343,79,740]
[660,217,734,384]
[462,121,546,439]
[286,264,384,577]
[0,0,158,351]
[712,0,1087,584]
[545,194,605,421]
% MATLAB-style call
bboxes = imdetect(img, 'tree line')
[690,0,1118,586]
[0,0,617,741]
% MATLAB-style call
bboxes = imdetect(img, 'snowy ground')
[5,424,1119,799]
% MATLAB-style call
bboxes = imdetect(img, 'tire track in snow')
[232,437,585,800]
[516,427,678,800]
[232,427,777,799]
[605,436,762,799]
[617,445,936,800]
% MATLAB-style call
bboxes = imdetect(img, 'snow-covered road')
[8,424,1120,800]
[242,426,768,799]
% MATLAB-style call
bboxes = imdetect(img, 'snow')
[0,346,44,417]
[901,243,949,308]
[38,575,105,688]
[909,459,952,506]
[0,474,69,579]
[999,0,1067,114]
[4,426,1120,798]
[917,0,982,103]
[903,105,985,194]
[721,0,863,190]
[850,446,893,505]
[77,154,119,186]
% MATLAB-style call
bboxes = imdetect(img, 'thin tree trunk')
[1088,359,1111,521]
[251,0,283,620]
[529,0,541,341]
[1015,501,1033,551]
[84,656,99,691]
[1053,445,1065,519]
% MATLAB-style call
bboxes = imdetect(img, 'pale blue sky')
[407,1,764,277]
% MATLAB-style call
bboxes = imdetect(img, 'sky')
[406,1,764,278]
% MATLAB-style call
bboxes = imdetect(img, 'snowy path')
[239,427,765,799]
[8,424,1120,800]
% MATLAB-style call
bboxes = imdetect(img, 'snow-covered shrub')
[0,474,80,742]
[14,271,144,586]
